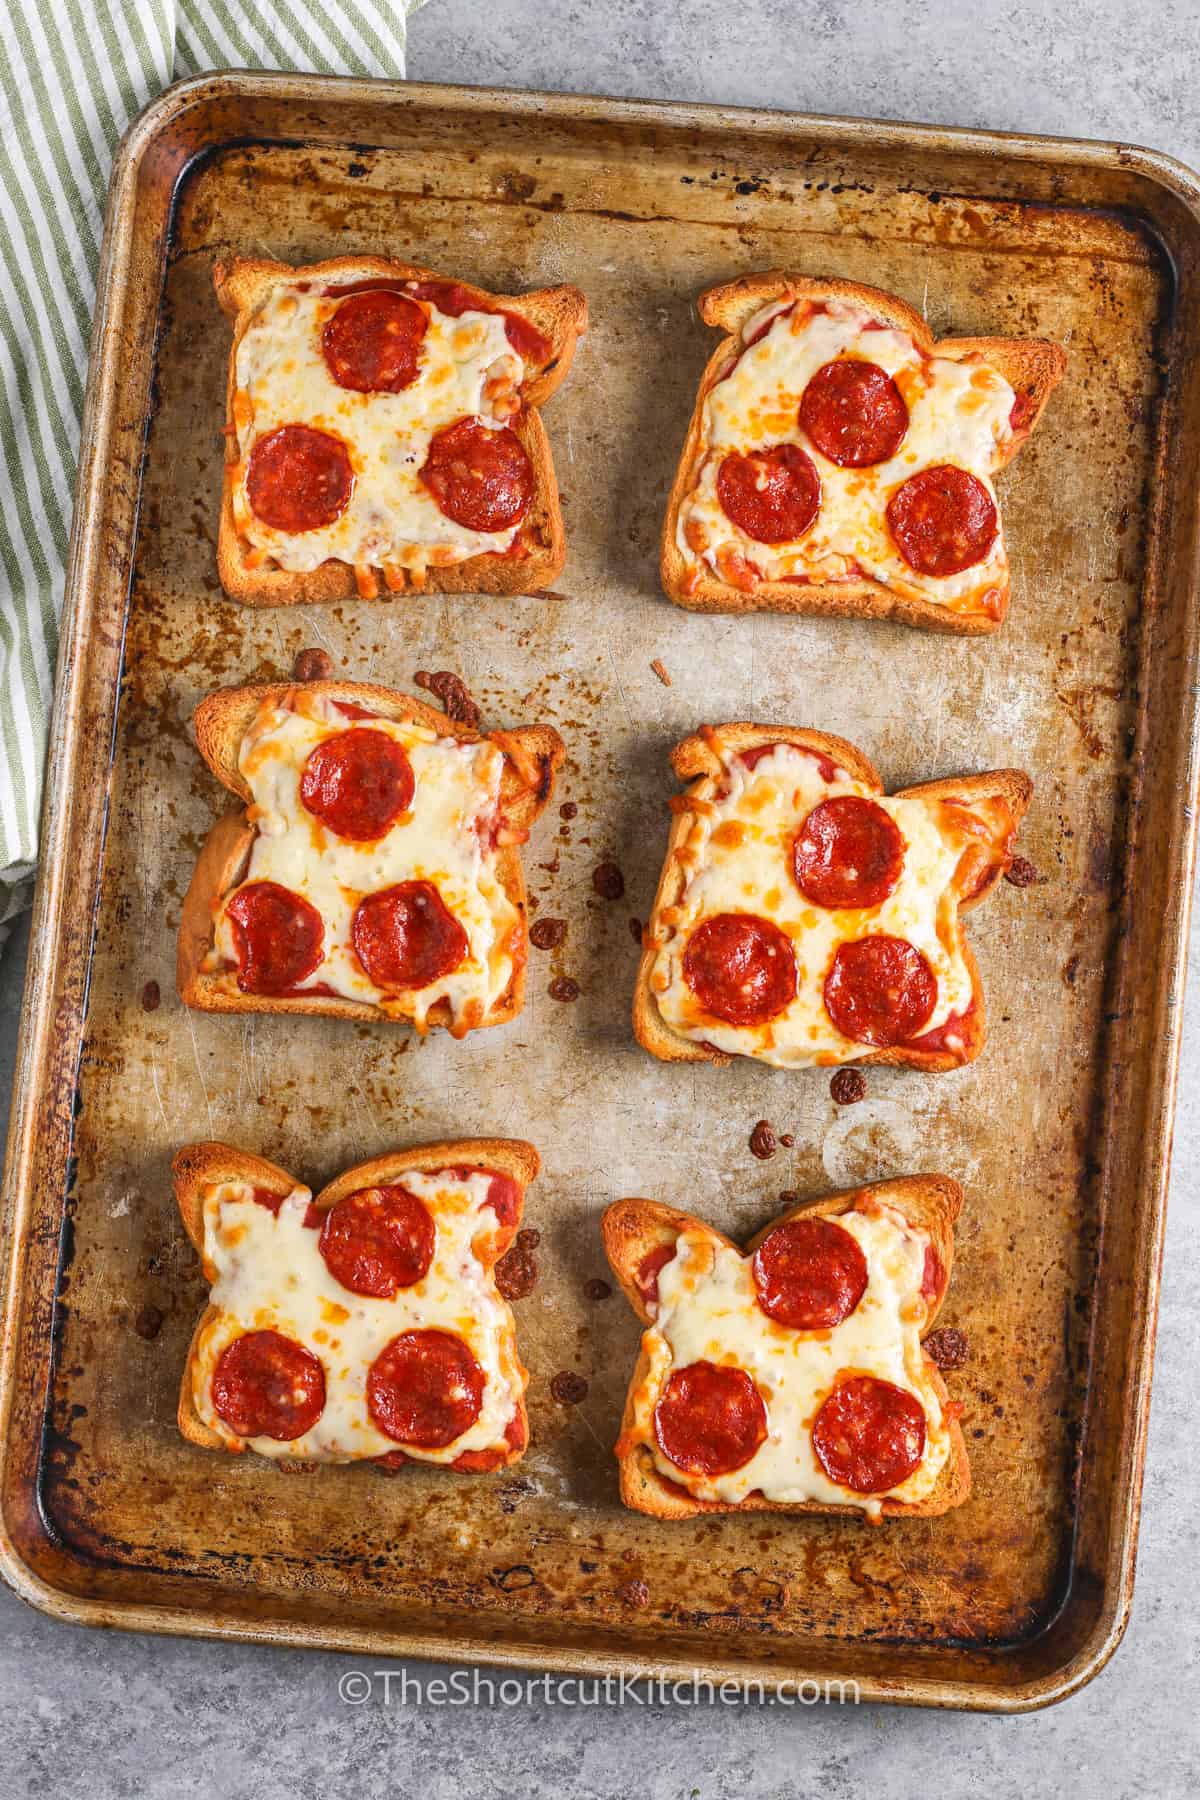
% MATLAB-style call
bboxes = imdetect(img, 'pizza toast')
[177,675,565,1031]
[662,272,1066,633]
[604,1176,970,1521]
[633,722,1031,1070]
[215,254,588,606]
[175,1136,538,1470]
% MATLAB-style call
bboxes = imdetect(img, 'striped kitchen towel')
[0,0,425,941]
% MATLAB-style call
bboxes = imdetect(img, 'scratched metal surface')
[8,80,1192,1702]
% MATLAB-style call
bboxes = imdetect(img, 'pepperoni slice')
[405,279,551,363]
[811,1375,927,1494]
[367,1329,485,1449]
[636,1242,676,1310]
[886,465,998,577]
[351,880,469,991]
[738,744,781,775]
[251,1186,288,1216]
[249,1185,323,1228]
[1009,390,1037,434]
[299,729,415,842]
[245,424,353,533]
[653,1361,768,1478]
[714,740,782,801]
[824,935,937,1046]
[451,1407,528,1471]
[420,418,533,532]
[318,1185,435,1298]
[682,912,797,1028]
[788,743,841,784]
[226,881,324,995]
[211,1329,325,1441]
[408,281,478,317]
[752,1217,869,1331]
[716,444,820,544]
[905,1003,973,1056]
[792,797,905,910]
[322,290,428,393]
[732,741,842,785]
[799,359,909,467]
[483,1172,521,1228]
[743,301,794,348]
[435,1165,521,1226]
[499,311,551,364]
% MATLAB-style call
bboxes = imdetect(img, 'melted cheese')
[627,1204,949,1516]
[650,739,977,1067]
[192,1171,522,1463]
[677,299,1015,614]
[206,692,520,1027]
[232,281,523,577]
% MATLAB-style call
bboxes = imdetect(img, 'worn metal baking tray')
[2,72,1198,1711]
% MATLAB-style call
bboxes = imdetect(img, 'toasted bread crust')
[174,1137,537,1469]
[661,272,1066,633]
[177,678,565,1028]
[603,1176,971,1521]
[632,723,1032,1070]
[215,255,588,606]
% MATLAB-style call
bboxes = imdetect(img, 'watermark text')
[337,1668,859,1708]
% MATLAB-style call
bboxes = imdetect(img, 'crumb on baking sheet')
[592,860,625,900]
[1004,855,1040,888]
[495,1228,541,1300]
[749,1120,777,1159]
[292,646,333,682]
[650,658,672,686]
[414,669,482,729]
[925,1327,969,1370]
[530,916,567,950]
[830,1068,867,1105]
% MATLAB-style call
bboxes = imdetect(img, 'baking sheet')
[2,74,1199,1711]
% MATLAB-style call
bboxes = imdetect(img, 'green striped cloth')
[0,0,425,941]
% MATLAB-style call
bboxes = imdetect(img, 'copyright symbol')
[338,1670,372,1705]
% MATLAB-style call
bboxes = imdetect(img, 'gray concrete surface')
[2,2,1199,1792]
